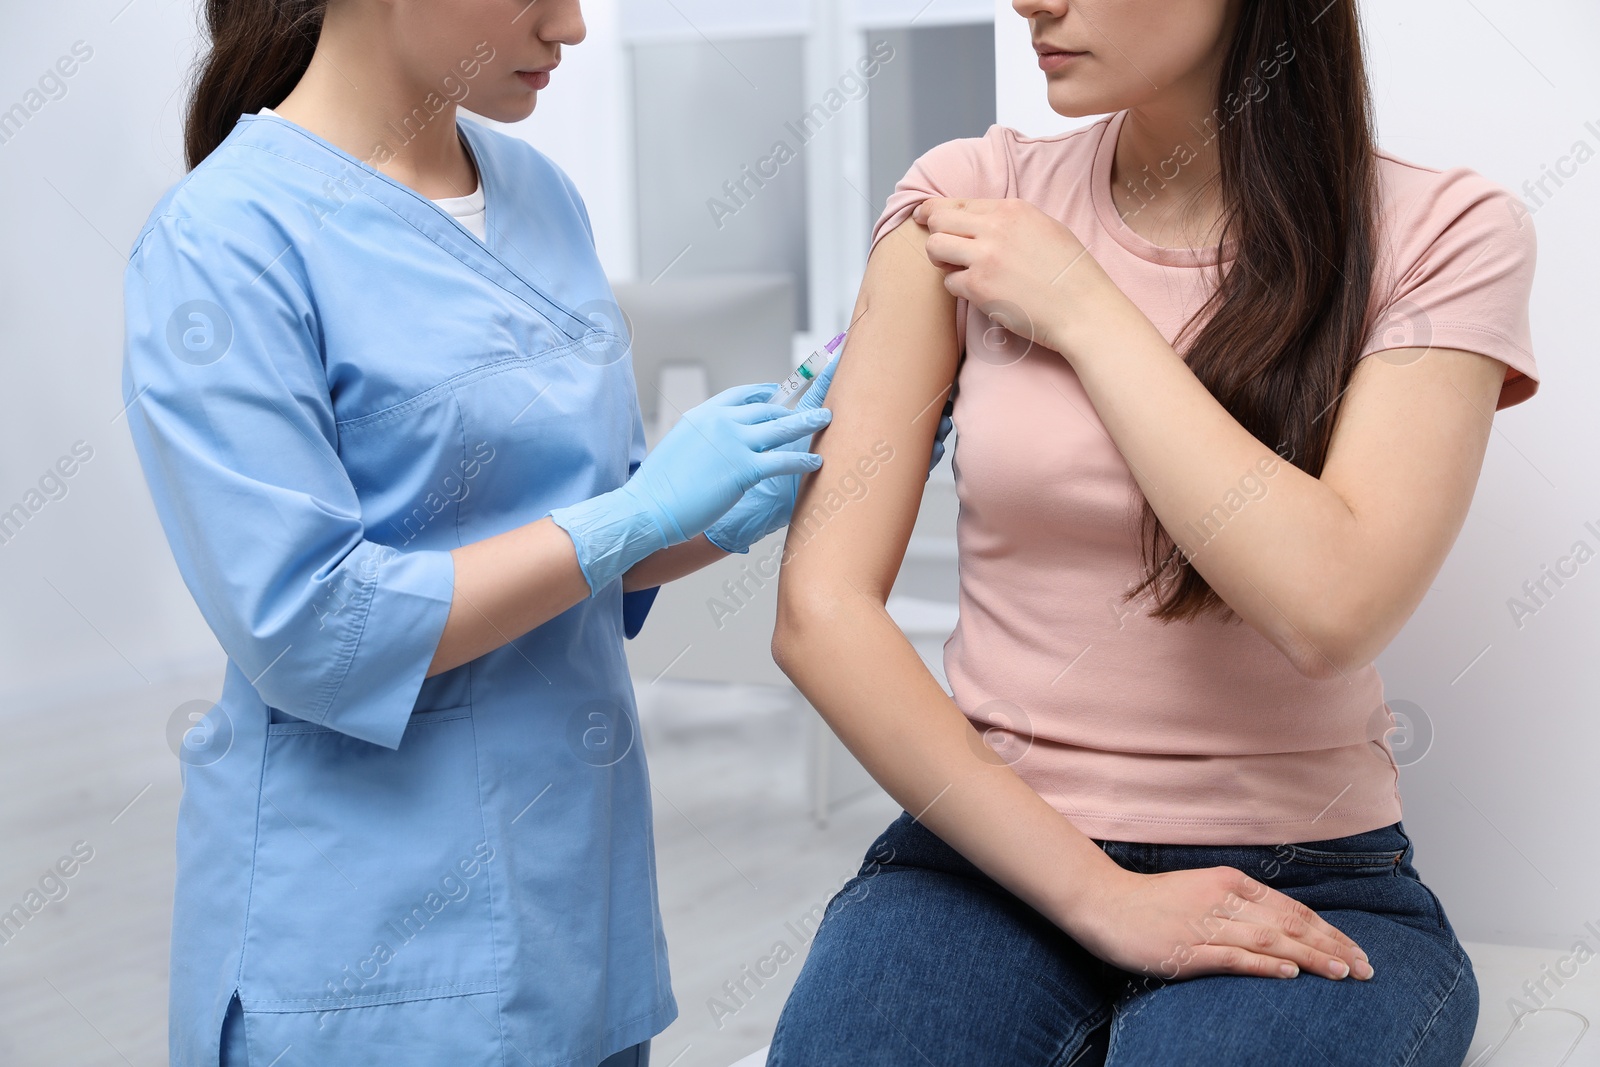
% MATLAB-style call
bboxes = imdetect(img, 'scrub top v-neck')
[121,111,674,1066]
[258,106,489,241]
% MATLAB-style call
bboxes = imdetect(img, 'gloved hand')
[550,383,832,596]
[703,351,838,555]
[703,354,957,555]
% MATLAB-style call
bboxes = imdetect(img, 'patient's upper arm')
[775,219,961,615]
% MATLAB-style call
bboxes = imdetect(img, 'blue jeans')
[768,812,1478,1066]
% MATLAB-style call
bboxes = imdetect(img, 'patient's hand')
[1069,863,1375,983]
[912,196,1129,362]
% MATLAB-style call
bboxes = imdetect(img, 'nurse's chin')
[473,95,543,124]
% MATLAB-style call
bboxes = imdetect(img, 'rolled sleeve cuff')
[549,488,672,598]
[702,521,752,556]
[320,546,457,749]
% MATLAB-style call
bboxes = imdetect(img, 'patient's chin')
[1044,81,1135,121]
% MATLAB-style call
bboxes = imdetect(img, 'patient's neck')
[1109,103,1228,253]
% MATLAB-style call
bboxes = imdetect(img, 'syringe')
[772,332,846,408]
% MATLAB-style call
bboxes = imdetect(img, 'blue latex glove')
[703,352,839,555]
[550,383,831,595]
[703,352,956,555]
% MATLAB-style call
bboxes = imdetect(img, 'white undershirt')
[258,107,487,242]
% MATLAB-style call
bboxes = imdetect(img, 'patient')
[767,0,1538,1064]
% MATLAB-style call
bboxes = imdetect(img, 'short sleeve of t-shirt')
[870,133,1540,413]
[869,128,1012,347]
[1362,162,1538,410]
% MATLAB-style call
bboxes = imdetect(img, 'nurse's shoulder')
[128,114,338,269]
[120,117,333,420]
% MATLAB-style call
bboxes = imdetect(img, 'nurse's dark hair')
[1123,0,1380,625]
[182,0,329,170]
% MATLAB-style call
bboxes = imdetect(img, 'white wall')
[0,1,223,714]
[993,0,1600,948]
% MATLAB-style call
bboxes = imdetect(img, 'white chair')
[1458,940,1596,1064]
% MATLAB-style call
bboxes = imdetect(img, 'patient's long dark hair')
[1123,0,1379,624]
[183,0,329,170]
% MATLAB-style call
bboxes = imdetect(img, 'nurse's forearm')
[621,534,731,591]
[426,523,732,676]
[426,517,595,677]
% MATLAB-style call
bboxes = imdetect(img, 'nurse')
[121,1,947,1065]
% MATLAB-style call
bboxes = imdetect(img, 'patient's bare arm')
[771,218,1371,985]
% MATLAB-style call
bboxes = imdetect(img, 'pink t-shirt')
[870,110,1539,845]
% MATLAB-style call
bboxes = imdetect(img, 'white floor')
[0,671,1593,1066]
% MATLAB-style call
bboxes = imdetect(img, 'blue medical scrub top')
[121,112,675,1066]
